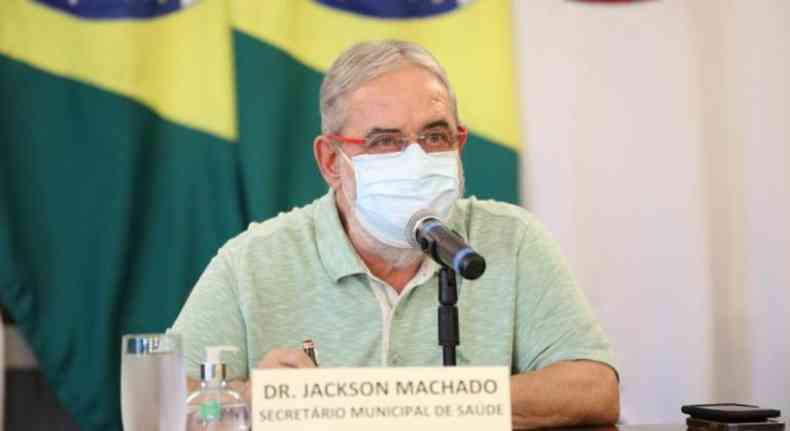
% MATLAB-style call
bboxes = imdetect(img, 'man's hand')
[256,348,318,369]
[232,348,317,401]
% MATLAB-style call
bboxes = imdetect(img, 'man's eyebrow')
[365,127,401,137]
[363,121,450,137]
[421,120,451,130]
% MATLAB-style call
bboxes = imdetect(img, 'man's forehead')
[351,67,446,100]
[342,67,452,133]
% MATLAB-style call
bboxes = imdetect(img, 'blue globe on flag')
[316,0,472,19]
[34,0,199,19]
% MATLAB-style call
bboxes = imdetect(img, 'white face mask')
[339,144,461,249]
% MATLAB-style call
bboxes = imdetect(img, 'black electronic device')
[683,404,784,431]
[687,417,784,431]
[682,404,781,422]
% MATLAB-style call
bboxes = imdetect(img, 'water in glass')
[121,334,187,431]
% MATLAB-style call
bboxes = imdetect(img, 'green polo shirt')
[171,191,616,379]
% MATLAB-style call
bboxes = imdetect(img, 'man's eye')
[425,131,450,145]
[368,135,400,148]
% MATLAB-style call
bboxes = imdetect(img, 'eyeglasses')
[326,126,466,155]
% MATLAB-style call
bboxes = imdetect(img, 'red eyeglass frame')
[325,125,468,147]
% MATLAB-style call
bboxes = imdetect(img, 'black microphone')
[406,210,486,280]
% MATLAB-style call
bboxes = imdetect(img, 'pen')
[303,338,319,367]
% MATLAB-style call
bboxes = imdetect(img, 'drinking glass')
[121,333,187,431]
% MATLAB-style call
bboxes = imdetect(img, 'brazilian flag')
[0,0,520,429]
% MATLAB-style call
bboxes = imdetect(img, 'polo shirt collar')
[315,190,367,282]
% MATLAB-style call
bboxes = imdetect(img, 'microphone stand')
[438,265,459,366]
[414,222,469,367]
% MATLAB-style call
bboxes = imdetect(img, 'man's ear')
[314,135,342,189]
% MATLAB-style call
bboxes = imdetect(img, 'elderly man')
[172,40,619,429]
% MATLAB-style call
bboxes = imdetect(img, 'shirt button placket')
[388,306,400,366]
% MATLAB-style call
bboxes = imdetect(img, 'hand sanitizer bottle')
[186,345,250,431]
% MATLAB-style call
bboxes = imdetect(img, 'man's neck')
[334,193,423,293]
[352,242,422,293]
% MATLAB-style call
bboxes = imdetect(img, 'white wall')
[514,0,790,423]
[716,1,790,411]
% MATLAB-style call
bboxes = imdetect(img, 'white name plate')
[251,366,511,431]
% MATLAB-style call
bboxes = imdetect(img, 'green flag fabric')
[0,0,520,429]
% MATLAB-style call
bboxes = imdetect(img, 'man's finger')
[281,349,317,368]
[256,348,317,369]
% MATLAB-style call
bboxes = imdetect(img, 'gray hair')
[320,40,459,134]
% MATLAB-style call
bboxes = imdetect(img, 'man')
[172,40,619,429]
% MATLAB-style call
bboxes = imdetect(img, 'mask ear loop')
[331,142,358,209]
